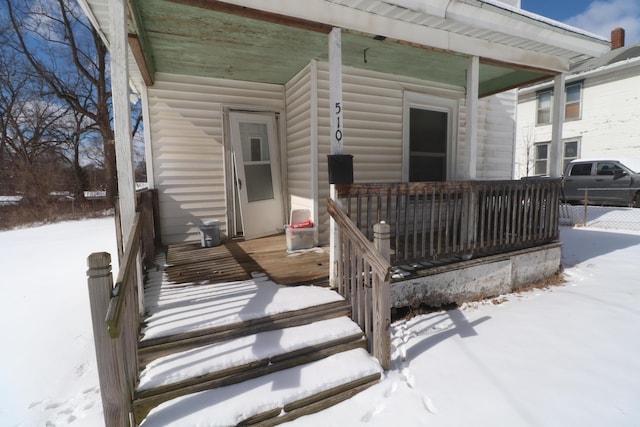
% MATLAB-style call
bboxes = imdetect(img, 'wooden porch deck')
[162,234,330,287]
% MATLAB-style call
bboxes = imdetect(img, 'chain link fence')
[560,186,640,231]
[560,203,640,231]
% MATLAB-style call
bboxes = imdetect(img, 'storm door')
[229,112,284,239]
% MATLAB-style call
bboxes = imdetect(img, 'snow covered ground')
[1,218,639,426]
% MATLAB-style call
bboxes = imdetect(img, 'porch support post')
[465,55,479,180]
[329,27,343,288]
[109,0,136,243]
[464,56,479,250]
[549,73,566,178]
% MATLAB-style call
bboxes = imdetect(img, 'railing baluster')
[437,186,444,257]
[366,189,373,240]
[428,186,434,258]
[403,189,410,260]
[452,188,459,253]
[420,186,428,259]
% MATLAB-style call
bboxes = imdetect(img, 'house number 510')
[334,102,342,142]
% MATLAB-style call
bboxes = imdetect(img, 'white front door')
[229,112,284,239]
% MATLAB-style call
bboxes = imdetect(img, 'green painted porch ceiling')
[138,0,547,95]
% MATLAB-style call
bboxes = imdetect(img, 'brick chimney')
[611,27,625,50]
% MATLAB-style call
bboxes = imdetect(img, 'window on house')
[565,83,582,120]
[536,82,583,124]
[563,140,579,171]
[536,90,552,125]
[408,108,448,181]
[535,140,580,176]
[534,143,548,175]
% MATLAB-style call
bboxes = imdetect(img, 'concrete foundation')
[392,243,562,308]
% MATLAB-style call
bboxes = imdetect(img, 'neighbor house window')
[534,143,548,175]
[536,90,552,125]
[536,82,583,124]
[534,140,580,175]
[563,140,579,171]
[565,83,582,120]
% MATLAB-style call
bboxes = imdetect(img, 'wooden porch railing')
[335,179,562,266]
[327,198,391,370]
[87,189,158,427]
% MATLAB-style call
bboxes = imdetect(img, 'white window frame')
[536,89,552,125]
[564,82,582,121]
[402,92,459,182]
[536,83,582,125]
[562,138,580,172]
[534,142,549,176]
[534,139,580,176]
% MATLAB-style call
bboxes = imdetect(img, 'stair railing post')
[87,252,130,427]
[373,221,390,263]
[373,222,391,370]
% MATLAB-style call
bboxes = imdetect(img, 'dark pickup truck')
[563,158,640,207]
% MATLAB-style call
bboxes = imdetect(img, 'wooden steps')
[138,300,352,365]
[133,317,368,423]
[135,250,383,425]
[137,348,382,426]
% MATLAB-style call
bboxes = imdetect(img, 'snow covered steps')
[138,299,352,365]
[135,258,384,425]
[139,348,382,426]
[133,317,369,423]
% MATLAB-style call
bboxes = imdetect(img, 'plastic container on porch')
[284,209,316,251]
[199,219,221,247]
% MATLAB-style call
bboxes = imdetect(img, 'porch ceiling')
[132,0,553,96]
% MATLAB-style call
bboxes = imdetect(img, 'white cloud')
[565,0,640,46]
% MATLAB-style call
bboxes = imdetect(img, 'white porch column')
[329,27,343,288]
[109,0,136,242]
[465,56,479,180]
[549,73,566,178]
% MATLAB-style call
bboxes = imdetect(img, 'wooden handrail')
[328,199,391,280]
[106,211,143,338]
[328,198,391,369]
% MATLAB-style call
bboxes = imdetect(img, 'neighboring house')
[515,28,640,178]
[77,0,608,248]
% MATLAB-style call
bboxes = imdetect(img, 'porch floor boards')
[163,233,330,286]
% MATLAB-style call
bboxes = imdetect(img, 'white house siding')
[515,65,640,178]
[284,63,316,228]
[147,72,285,244]
[314,62,471,244]
[476,91,518,180]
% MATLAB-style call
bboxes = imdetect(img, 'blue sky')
[521,0,640,45]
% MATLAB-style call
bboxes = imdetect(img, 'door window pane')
[244,165,274,202]
[239,122,274,202]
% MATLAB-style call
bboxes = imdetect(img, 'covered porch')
[79,0,610,424]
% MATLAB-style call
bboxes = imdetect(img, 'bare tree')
[519,125,537,178]
[0,59,71,205]
[2,0,119,201]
